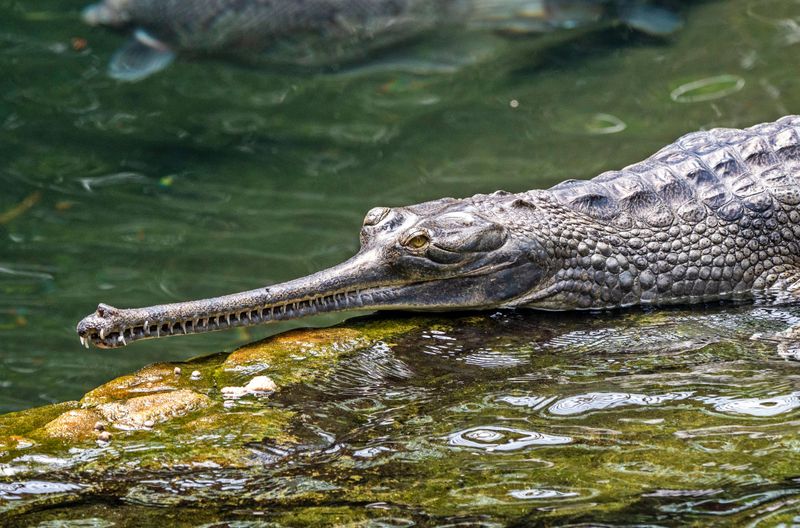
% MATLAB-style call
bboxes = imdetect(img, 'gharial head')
[76,193,553,348]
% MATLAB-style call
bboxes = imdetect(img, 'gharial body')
[78,116,800,348]
[81,0,682,80]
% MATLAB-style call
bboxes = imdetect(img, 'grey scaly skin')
[83,0,464,63]
[77,116,800,349]
[82,0,681,68]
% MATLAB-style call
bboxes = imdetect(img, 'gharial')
[81,0,683,81]
[78,115,800,349]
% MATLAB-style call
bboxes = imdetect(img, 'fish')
[81,0,684,81]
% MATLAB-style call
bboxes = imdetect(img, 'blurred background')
[1,0,799,413]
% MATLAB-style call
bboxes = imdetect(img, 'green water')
[2,0,800,524]
[2,309,800,526]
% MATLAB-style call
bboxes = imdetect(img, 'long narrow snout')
[76,198,547,349]
[76,250,401,349]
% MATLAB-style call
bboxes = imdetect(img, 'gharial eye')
[402,231,430,250]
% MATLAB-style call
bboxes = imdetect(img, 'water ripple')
[699,392,800,417]
[79,171,149,192]
[508,488,580,500]
[548,391,694,416]
[670,75,746,103]
[447,426,572,452]
[659,489,798,516]
[0,480,83,500]
[497,395,557,410]
[317,341,416,398]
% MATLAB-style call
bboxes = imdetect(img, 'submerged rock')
[41,408,103,441]
[96,389,212,430]
[0,316,423,519]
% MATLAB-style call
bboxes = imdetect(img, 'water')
[1,0,800,523]
[3,307,800,525]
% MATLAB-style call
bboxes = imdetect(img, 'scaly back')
[546,115,800,229]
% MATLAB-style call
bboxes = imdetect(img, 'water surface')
[3,0,799,411]
[3,307,800,526]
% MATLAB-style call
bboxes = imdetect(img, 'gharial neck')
[513,191,774,310]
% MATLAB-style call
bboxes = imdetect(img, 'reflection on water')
[447,425,573,451]
[546,391,694,415]
[508,488,580,500]
[0,480,83,500]
[669,74,747,103]
[701,392,800,417]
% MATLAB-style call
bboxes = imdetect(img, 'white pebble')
[143,419,155,428]
[97,431,112,443]
[173,367,182,376]
[220,386,249,399]
[245,375,277,393]
[220,375,277,400]
[190,370,201,380]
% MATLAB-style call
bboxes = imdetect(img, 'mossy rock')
[0,316,426,521]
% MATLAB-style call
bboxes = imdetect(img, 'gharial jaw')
[76,200,550,349]
[76,279,403,349]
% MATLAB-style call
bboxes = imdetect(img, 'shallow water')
[2,0,800,523]
[3,307,800,525]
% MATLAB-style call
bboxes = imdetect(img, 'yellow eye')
[404,233,430,249]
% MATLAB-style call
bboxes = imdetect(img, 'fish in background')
[82,0,684,81]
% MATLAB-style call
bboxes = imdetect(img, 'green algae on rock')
[0,317,423,517]
[2,310,800,525]
[96,389,212,430]
[40,408,103,441]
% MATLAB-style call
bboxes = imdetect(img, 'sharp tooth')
[179,322,187,334]
[258,308,263,319]
[119,334,126,345]
[84,337,90,349]
[80,336,86,347]
[100,328,106,340]
[157,326,161,337]
[225,314,230,325]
